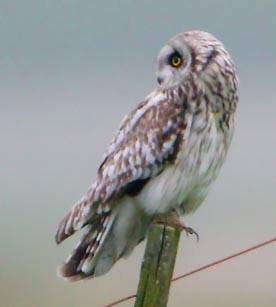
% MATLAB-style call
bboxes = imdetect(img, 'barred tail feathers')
[58,213,113,281]
[58,197,150,281]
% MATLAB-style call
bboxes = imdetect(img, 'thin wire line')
[172,236,276,281]
[101,236,276,307]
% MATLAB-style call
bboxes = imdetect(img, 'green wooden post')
[134,223,181,307]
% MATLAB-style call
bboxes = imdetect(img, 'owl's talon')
[153,212,199,241]
[183,226,199,241]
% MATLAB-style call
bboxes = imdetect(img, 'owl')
[55,30,239,280]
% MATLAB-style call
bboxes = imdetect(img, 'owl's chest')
[137,111,233,215]
[179,112,229,181]
[173,111,233,211]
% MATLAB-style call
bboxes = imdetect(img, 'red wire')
[101,236,276,307]
[172,236,276,281]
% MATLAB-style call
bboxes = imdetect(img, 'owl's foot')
[153,211,199,241]
[182,225,199,241]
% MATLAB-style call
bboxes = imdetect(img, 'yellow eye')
[169,52,182,67]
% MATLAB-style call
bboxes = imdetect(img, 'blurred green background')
[1,1,276,306]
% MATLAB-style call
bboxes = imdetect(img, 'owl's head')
[156,30,229,90]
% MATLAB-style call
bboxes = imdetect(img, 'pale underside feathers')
[55,30,238,280]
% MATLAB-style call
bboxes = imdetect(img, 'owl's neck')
[163,77,237,134]
[165,74,238,117]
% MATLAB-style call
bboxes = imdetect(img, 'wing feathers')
[56,90,188,265]
[94,98,185,204]
[55,197,91,244]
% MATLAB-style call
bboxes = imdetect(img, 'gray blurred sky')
[1,1,276,306]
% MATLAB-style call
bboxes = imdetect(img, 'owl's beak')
[157,76,164,85]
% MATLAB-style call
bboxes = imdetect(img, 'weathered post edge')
[134,223,181,307]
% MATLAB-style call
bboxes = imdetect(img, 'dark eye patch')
[167,50,183,66]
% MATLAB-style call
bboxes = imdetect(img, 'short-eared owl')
[56,30,238,280]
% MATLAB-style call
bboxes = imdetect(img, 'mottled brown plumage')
[56,30,238,280]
